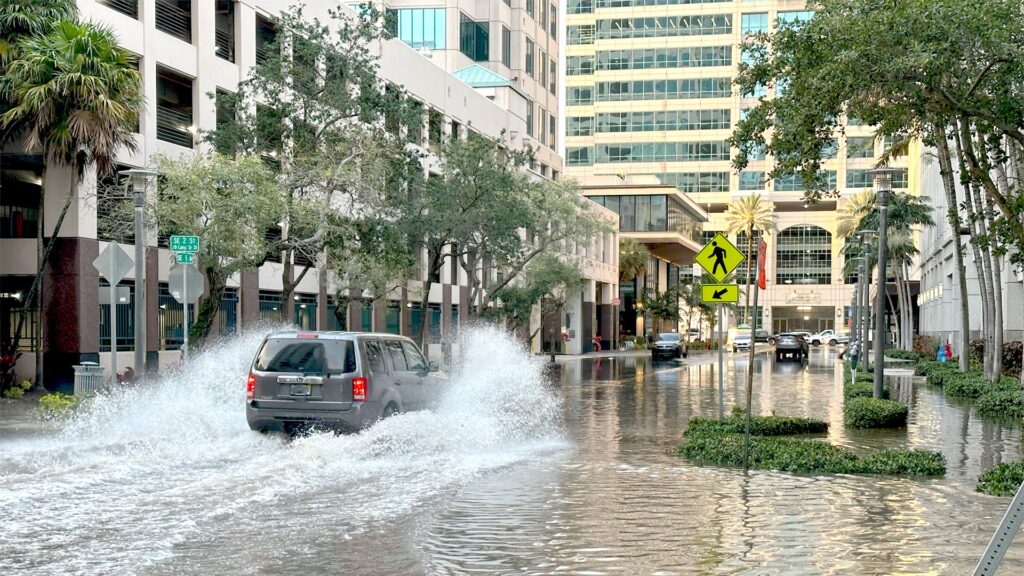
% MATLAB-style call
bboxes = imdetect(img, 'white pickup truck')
[808,329,849,346]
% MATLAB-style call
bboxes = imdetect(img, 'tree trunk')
[191,266,228,349]
[282,255,296,324]
[955,126,992,375]
[34,180,45,388]
[986,194,1004,379]
[933,126,971,372]
[903,261,915,350]
[971,178,997,380]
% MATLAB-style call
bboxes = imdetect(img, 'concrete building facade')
[0,0,616,387]
[563,0,920,338]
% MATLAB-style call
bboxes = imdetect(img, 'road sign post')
[718,304,724,420]
[695,234,745,421]
[92,242,135,385]
[169,264,204,362]
[695,233,745,283]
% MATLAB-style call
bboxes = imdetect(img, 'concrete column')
[372,299,386,332]
[317,271,328,330]
[441,284,452,338]
[400,288,411,336]
[347,289,363,331]
[43,238,100,391]
[239,268,259,329]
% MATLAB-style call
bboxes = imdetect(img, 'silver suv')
[246,331,443,434]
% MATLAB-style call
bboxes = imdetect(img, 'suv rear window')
[254,339,356,373]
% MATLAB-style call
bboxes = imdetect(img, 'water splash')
[0,326,566,575]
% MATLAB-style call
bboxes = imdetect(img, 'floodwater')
[1,330,1022,575]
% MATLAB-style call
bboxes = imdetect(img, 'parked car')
[774,333,809,361]
[754,329,772,343]
[732,333,752,353]
[652,332,688,360]
[246,331,443,435]
[688,328,701,341]
[791,331,813,341]
[809,329,849,346]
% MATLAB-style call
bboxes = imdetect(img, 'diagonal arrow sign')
[712,288,728,299]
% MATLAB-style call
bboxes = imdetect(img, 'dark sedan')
[774,332,809,361]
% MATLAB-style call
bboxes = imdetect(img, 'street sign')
[98,286,131,305]
[175,252,194,264]
[701,284,740,304]
[169,235,200,252]
[695,233,745,283]
[169,265,204,304]
[92,242,135,285]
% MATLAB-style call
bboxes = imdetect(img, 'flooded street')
[2,331,1023,575]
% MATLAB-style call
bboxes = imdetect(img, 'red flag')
[756,238,767,290]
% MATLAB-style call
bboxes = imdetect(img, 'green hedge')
[918,361,1024,422]
[844,382,891,400]
[977,461,1024,496]
[679,417,944,477]
[885,349,920,361]
[687,413,828,437]
[975,390,1024,420]
[844,397,908,428]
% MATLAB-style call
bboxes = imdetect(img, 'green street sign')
[175,252,194,264]
[169,235,200,252]
[701,284,740,304]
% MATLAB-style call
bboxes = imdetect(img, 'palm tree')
[723,194,777,319]
[1,19,143,354]
[835,190,875,239]
[618,237,649,282]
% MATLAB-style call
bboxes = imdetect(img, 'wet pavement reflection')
[423,347,1024,575]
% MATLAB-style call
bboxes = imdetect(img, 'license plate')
[290,384,311,396]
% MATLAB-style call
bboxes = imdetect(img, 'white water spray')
[0,326,565,575]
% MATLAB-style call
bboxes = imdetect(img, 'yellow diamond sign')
[701,284,740,304]
[695,233,745,283]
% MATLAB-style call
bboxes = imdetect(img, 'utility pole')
[869,168,897,399]
[120,168,157,375]
[856,230,875,372]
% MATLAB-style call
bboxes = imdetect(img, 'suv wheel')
[829,339,838,346]
[382,402,400,419]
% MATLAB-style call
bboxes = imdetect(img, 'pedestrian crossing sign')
[695,233,745,283]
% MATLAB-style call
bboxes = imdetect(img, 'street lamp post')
[855,231,875,371]
[868,168,898,399]
[119,168,158,376]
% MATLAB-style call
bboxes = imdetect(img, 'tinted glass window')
[254,339,355,373]
[385,340,408,372]
[402,341,427,371]
[659,333,680,342]
[364,340,386,374]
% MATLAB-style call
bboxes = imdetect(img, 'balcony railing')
[215,28,235,62]
[97,0,138,19]
[155,0,192,43]
[156,105,194,148]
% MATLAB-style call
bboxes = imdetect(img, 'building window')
[97,0,139,19]
[776,225,832,285]
[567,86,594,106]
[550,3,558,38]
[567,56,595,76]
[256,14,276,65]
[549,114,556,148]
[568,25,595,45]
[459,13,489,61]
[539,1,547,30]
[501,26,511,68]
[775,170,837,192]
[215,0,235,62]
[393,8,447,49]
[595,78,732,102]
[595,109,731,132]
[568,116,594,137]
[847,136,874,158]
[741,13,768,35]
[597,0,733,6]
[777,10,815,25]
[526,100,534,137]
[596,15,732,40]
[846,169,872,189]
[156,67,194,148]
[655,172,730,193]
[595,141,730,163]
[892,168,909,189]
[539,106,547,145]
[586,195,679,233]
[596,46,732,71]
[569,0,594,14]
[526,0,535,19]
[739,171,765,190]
[540,49,548,88]
[155,0,191,43]
[567,147,593,166]
[525,38,535,77]
[549,59,557,94]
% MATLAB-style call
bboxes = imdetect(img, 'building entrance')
[772,306,834,334]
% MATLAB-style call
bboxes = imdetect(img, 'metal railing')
[156,105,194,148]
[97,0,138,19]
[73,364,105,395]
[155,0,192,43]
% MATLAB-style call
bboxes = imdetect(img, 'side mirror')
[428,360,440,372]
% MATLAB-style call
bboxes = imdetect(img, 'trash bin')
[72,362,104,395]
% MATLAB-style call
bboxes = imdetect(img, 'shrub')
[37,392,78,419]
[970,339,985,364]
[966,340,1024,376]
[885,349,919,361]
[915,359,941,376]
[844,382,890,400]
[944,371,988,399]
[690,412,828,436]
[975,389,1024,420]
[2,379,31,399]
[913,335,938,359]
[924,363,960,387]
[679,421,944,477]
[977,462,1024,496]
[844,397,908,428]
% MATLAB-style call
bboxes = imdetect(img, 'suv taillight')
[246,373,255,402]
[352,377,367,402]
